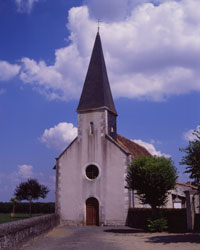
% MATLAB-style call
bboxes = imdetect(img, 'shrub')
[147,217,168,232]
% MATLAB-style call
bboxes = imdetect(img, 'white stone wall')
[57,109,129,225]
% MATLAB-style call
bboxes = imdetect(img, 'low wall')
[0,214,59,250]
[126,208,187,233]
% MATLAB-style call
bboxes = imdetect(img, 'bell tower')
[76,32,117,140]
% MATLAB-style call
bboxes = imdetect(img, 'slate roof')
[76,32,117,115]
[116,134,151,159]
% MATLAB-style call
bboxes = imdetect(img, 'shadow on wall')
[146,234,200,244]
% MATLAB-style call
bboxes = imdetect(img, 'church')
[54,31,150,226]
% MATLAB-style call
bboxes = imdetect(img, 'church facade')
[55,32,150,226]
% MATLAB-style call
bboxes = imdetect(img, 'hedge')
[0,202,55,214]
[194,214,200,232]
[126,208,187,233]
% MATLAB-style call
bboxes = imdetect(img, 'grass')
[0,213,43,224]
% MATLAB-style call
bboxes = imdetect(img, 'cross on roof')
[97,19,101,32]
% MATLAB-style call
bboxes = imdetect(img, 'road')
[20,226,200,250]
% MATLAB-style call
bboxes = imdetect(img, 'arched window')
[86,165,99,180]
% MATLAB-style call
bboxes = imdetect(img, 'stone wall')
[0,214,59,250]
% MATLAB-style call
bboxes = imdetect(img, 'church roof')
[76,32,117,115]
[116,134,151,159]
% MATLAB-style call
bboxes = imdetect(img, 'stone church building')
[54,32,151,226]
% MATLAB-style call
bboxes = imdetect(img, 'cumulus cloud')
[15,0,39,13]
[17,164,34,179]
[8,165,35,185]
[19,0,200,101]
[183,125,200,141]
[85,0,133,22]
[40,122,78,150]
[133,139,171,157]
[85,0,171,21]
[0,60,20,81]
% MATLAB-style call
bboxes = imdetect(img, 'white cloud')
[86,0,132,22]
[17,164,34,179]
[40,122,78,150]
[183,125,200,141]
[7,165,35,185]
[15,0,39,13]
[0,60,20,81]
[133,139,171,157]
[85,0,172,21]
[19,0,200,101]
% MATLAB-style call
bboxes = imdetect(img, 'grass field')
[0,213,43,224]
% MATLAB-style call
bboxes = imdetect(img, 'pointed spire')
[76,32,117,115]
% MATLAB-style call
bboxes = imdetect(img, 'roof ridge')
[117,134,151,158]
[176,181,198,189]
[105,134,130,155]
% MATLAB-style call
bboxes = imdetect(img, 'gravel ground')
[20,226,200,250]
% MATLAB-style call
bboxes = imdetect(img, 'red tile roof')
[116,134,151,159]
[176,181,198,189]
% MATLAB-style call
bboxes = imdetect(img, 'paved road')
[20,226,200,250]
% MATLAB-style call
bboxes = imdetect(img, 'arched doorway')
[86,197,99,226]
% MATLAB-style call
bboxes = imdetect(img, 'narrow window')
[90,122,94,134]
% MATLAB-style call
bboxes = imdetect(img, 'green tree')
[180,126,200,213]
[180,126,200,188]
[126,156,177,215]
[14,178,49,217]
[10,197,19,217]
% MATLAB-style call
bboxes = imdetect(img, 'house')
[167,182,199,211]
[131,181,199,211]
[54,32,150,226]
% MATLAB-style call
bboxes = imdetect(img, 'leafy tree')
[14,178,49,217]
[10,197,19,217]
[180,126,200,188]
[126,156,177,215]
[180,126,200,213]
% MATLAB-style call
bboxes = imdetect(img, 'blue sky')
[0,0,199,202]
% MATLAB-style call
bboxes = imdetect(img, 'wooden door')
[86,198,99,226]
